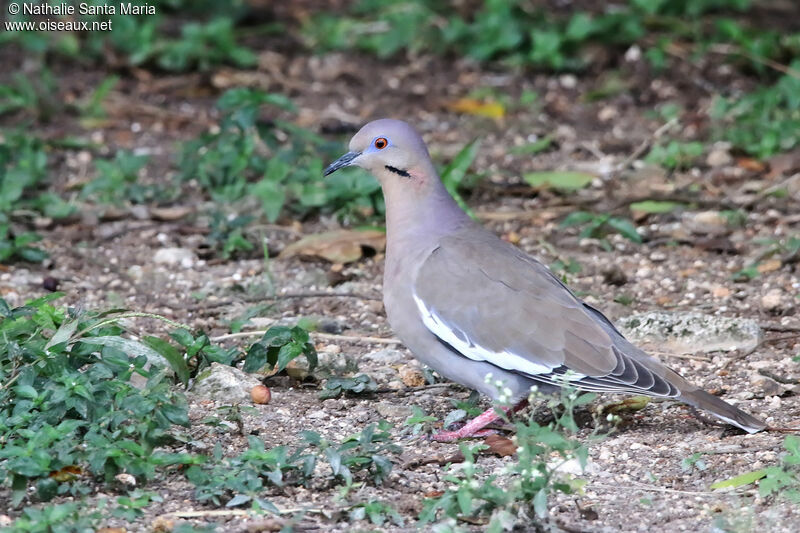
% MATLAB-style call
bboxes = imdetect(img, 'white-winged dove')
[324,119,766,441]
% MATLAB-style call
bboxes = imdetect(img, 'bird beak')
[323,151,361,176]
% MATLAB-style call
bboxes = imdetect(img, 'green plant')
[711,435,800,503]
[712,69,800,159]
[184,436,314,509]
[560,211,643,249]
[440,140,482,218]
[319,374,378,400]
[349,500,405,527]
[645,140,705,170]
[82,150,156,204]
[0,296,198,506]
[302,421,402,486]
[242,325,318,374]
[6,501,104,532]
[178,89,382,224]
[419,385,599,530]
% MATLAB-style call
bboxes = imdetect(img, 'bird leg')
[431,399,529,442]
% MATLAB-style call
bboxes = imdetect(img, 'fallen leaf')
[149,206,193,221]
[736,157,766,172]
[524,171,595,191]
[446,98,505,118]
[49,465,83,482]
[710,469,767,490]
[424,490,445,498]
[483,434,517,457]
[279,229,386,264]
[629,200,684,215]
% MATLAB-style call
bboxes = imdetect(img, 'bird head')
[323,119,434,183]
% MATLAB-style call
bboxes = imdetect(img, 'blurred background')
[1,0,798,266]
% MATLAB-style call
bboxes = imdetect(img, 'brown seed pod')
[251,385,271,404]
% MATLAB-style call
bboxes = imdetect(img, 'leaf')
[483,434,516,457]
[275,342,303,372]
[279,229,386,264]
[226,494,252,507]
[440,140,481,219]
[457,487,473,515]
[606,217,642,243]
[524,171,595,191]
[560,211,597,227]
[251,179,286,223]
[532,488,549,518]
[629,201,684,214]
[143,336,190,386]
[446,98,505,118]
[711,469,767,490]
[443,409,466,429]
[80,336,169,368]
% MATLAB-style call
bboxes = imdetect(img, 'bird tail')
[678,388,767,434]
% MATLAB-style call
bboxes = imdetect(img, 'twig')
[186,292,382,312]
[211,330,402,345]
[650,350,711,362]
[760,323,800,333]
[589,482,724,497]
[708,43,800,80]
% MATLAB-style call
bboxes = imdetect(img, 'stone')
[682,211,729,236]
[362,348,409,365]
[760,288,785,312]
[750,374,787,397]
[374,401,414,419]
[153,247,196,268]
[618,312,762,354]
[191,362,263,403]
[706,148,733,168]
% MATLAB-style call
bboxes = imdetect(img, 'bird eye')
[374,137,388,149]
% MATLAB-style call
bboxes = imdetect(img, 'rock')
[706,148,733,168]
[374,401,413,419]
[153,247,196,268]
[618,312,762,353]
[602,265,628,286]
[682,211,729,236]
[760,288,785,312]
[750,374,788,397]
[191,362,263,403]
[286,350,354,379]
[362,348,408,365]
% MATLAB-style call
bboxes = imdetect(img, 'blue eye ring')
[374,137,388,149]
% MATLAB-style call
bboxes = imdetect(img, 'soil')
[1,7,800,532]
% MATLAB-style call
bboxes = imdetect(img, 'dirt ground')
[2,16,800,533]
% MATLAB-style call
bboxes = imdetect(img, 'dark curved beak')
[323,151,361,176]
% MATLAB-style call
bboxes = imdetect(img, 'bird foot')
[430,400,529,442]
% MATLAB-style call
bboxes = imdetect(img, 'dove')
[324,119,766,441]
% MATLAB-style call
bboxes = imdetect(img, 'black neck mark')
[385,165,410,178]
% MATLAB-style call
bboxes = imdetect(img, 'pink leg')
[432,399,528,442]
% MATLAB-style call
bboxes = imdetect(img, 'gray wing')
[413,231,682,397]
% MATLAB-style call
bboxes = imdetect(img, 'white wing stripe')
[413,294,583,379]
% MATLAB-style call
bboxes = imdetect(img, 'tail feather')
[679,388,766,434]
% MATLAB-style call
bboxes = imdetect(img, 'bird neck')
[382,169,472,252]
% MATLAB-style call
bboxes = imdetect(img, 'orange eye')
[374,137,388,149]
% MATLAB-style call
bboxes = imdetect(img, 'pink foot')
[431,400,528,442]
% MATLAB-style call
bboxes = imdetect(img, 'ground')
[1,9,800,532]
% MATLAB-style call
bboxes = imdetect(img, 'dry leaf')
[399,365,426,387]
[736,157,766,172]
[149,206,193,221]
[446,98,505,118]
[598,396,650,414]
[279,229,386,264]
[49,465,82,482]
[424,490,445,498]
[483,434,517,457]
